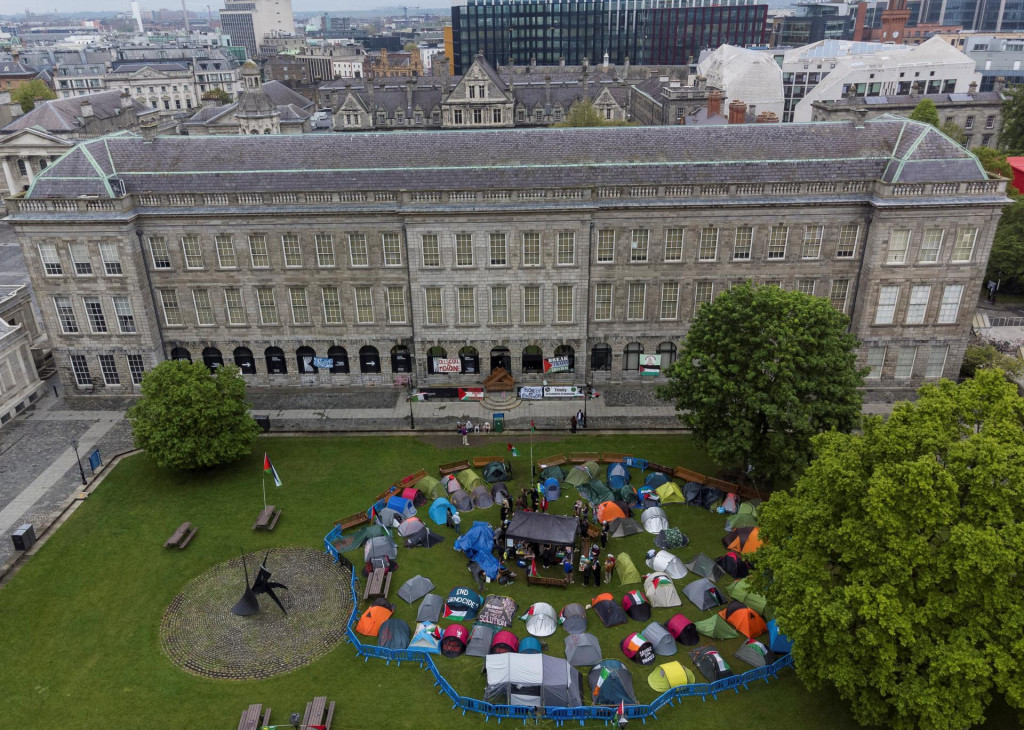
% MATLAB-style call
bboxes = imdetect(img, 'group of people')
[455,418,492,446]
[570,408,586,433]
[563,545,616,586]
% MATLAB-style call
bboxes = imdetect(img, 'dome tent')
[483,461,511,483]
[722,526,762,554]
[641,621,677,656]
[654,527,689,550]
[416,594,443,623]
[695,614,741,640]
[720,492,739,514]
[397,516,425,537]
[466,624,496,657]
[767,619,793,653]
[591,593,629,628]
[726,501,759,530]
[539,464,565,482]
[401,486,426,507]
[685,552,726,582]
[622,590,651,621]
[404,523,444,548]
[456,468,486,490]
[647,661,695,691]
[471,485,494,509]
[719,601,767,639]
[364,535,397,563]
[588,659,637,705]
[416,474,446,500]
[523,602,559,637]
[442,474,462,494]
[478,595,519,628]
[682,578,727,611]
[397,575,435,604]
[607,462,631,489]
[664,613,699,645]
[725,576,768,613]
[620,631,656,665]
[734,639,776,668]
[690,646,733,682]
[543,477,561,500]
[644,472,669,489]
[596,501,628,524]
[490,629,520,654]
[645,550,688,580]
[409,621,441,654]
[715,551,751,579]
[375,507,402,529]
[491,482,510,502]
[385,495,416,518]
[614,552,642,585]
[655,481,686,504]
[564,632,603,666]
[441,624,470,657]
[377,617,412,650]
[450,489,473,512]
[643,572,681,608]
[356,604,393,637]
[639,507,670,534]
[559,603,588,634]
[608,517,642,538]
[428,497,457,526]
[519,636,543,654]
[445,586,482,620]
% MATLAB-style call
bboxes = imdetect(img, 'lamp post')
[583,381,592,429]
[70,439,87,486]
[408,385,416,430]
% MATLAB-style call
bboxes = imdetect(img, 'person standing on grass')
[529,487,538,511]
[500,500,509,523]
[581,555,591,586]
[563,555,574,584]
[592,558,602,587]
[600,521,609,549]
[452,511,462,535]
[604,554,616,584]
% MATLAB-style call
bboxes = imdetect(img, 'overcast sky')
[12,1,451,17]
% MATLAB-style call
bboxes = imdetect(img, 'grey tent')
[560,603,588,634]
[734,639,776,668]
[484,654,583,708]
[588,659,637,705]
[564,632,603,666]
[471,485,494,509]
[691,646,733,682]
[682,482,704,506]
[405,525,444,548]
[539,465,565,482]
[483,461,511,483]
[639,507,670,534]
[416,593,443,623]
[397,575,435,604]
[491,482,510,503]
[655,528,689,550]
[376,507,402,529]
[377,618,411,650]
[397,517,425,537]
[505,512,579,547]
[642,622,677,656]
[683,578,727,611]
[450,489,473,512]
[466,624,496,657]
[609,517,642,538]
[364,535,398,563]
[685,552,726,582]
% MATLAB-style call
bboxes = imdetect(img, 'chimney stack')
[854,108,868,128]
[405,78,415,116]
[80,100,94,119]
[140,119,159,142]
[756,111,779,123]
[969,80,978,93]
[728,100,747,124]
[545,75,551,106]
[707,89,722,117]
[994,76,1006,93]
[120,92,132,109]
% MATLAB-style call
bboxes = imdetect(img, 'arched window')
[591,343,612,371]
[234,347,256,374]
[202,347,223,372]
[522,345,543,374]
[170,346,191,362]
[490,346,511,373]
[391,344,412,373]
[624,342,643,372]
[360,345,381,373]
[327,345,349,374]
[553,344,575,373]
[265,346,287,374]
[427,345,447,375]
[657,341,678,369]
[459,346,479,374]
[296,346,317,373]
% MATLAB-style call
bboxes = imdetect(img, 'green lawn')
[0,434,1012,729]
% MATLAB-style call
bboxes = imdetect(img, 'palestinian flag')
[407,391,429,401]
[442,605,473,621]
[263,453,283,487]
[458,388,484,401]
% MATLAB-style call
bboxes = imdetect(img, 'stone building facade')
[5,118,1008,397]
[0,285,45,428]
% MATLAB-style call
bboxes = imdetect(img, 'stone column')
[1,157,16,196]
[21,158,34,184]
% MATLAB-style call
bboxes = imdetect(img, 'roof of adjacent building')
[814,91,1005,108]
[1,90,159,134]
[184,80,313,128]
[25,115,988,200]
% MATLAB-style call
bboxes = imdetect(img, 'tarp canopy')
[377,617,411,650]
[466,624,496,657]
[642,621,677,656]
[560,603,588,634]
[691,646,733,682]
[647,661,695,692]
[333,524,387,553]
[479,595,519,628]
[405,525,444,548]
[655,482,685,504]
[365,535,398,563]
[725,577,768,614]
[519,636,543,654]
[695,614,741,640]
[640,507,670,534]
[654,528,689,550]
[597,501,628,524]
[726,502,759,531]
[683,578,727,611]
[622,590,651,621]
[441,624,470,657]
[450,489,474,512]
[715,551,751,579]
[621,631,656,665]
[565,633,603,666]
[615,553,641,585]
[485,654,583,708]
[428,498,457,526]
[457,468,486,490]
[720,601,767,639]
[397,575,435,604]
[397,516,424,537]
[592,593,628,628]
[645,550,688,580]
[505,512,579,547]
[565,463,597,487]
[416,594,443,623]
[539,465,565,482]
[523,602,559,637]
[686,552,726,582]
[579,480,615,505]
[483,461,511,483]
[356,605,393,637]
[664,614,699,645]
[609,517,642,538]
[588,659,637,705]
[767,619,793,654]
[735,639,776,668]
[416,474,445,500]
[386,495,416,518]
[409,621,441,654]
[643,572,681,608]
[490,629,520,654]
[470,485,494,509]
[442,474,462,494]
[723,526,762,554]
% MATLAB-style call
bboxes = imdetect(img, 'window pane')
[895,346,917,379]
[698,227,719,261]
[489,233,507,266]
[193,289,214,325]
[387,287,406,323]
[322,287,342,323]
[660,282,679,319]
[524,285,540,323]
[767,226,788,259]
[112,296,136,333]
[595,283,612,320]
[99,354,120,385]
[906,285,930,324]
[938,284,964,323]
[836,224,858,258]
[422,234,440,267]
[282,234,301,267]
[925,345,948,378]
[458,286,476,324]
[630,230,649,263]
[70,242,93,275]
[919,229,943,263]
[382,233,402,266]
[556,284,573,322]
[491,286,508,324]
[627,283,646,319]
[160,290,182,325]
[951,228,977,262]
[54,295,79,333]
[887,230,910,264]
[734,227,753,260]
[801,225,823,259]
[349,234,368,267]
[522,233,540,266]
[248,235,269,268]
[456,233,473,266]
[127,354,145,384]
[224,289,246,324]
[70,354,92,386]
[830,279,849,312]
[866,346,886,379]
[182,235,204,269]
[597,230,615,263]
[40,243,64,276]
[256,288,278,324]
[425,287,443,325]
[694,282,713,315]
[355,287,374,323]
[216,235,237,267]
[797,279,815,294]
[99,242,122,275]
[290,287,310,324]
[665,228,684,262]
[557,232,575,265]
[150,237,171,268]
[875,285,899,324]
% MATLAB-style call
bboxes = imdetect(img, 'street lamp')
[408,385,416,430]
[70,439,87,486]
[583,381,592,429]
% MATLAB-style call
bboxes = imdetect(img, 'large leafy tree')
[757,370,1024,730]
[11,79,56,113]
[909,98,941,127]
[960,343,1024,379]
[657,283,864,488]
[999,83,1024,152]
[126,360,261,470]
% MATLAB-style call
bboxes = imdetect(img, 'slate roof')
[110,61,191,73]
[184,81,313,128]
[817,91,1005,108]
[2,90,158,134]
[26,116,987,200]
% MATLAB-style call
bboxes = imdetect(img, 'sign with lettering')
[543,385,583,398]
[434,358,462,373]
[519,386,544,400]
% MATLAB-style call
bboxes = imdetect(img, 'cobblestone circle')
[159,547,352,680]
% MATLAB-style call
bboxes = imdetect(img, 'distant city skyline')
[5,1,452,17]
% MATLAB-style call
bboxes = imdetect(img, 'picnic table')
[363,568,392,601]
[526,574,569,588]
[253,505,282,531]
[237,703,271,730]
[302,696,336,730]
[163,521,198,549]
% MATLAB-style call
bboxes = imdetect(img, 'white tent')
[645,550,688,580]
[525,602,559,637]
[397,517,424,537]
[443,474,462,494]
[484,654,582,708]
[643,572,682,608]
[639,507,670,534]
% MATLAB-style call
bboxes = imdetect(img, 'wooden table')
[163,521,198,549]
[302,696,335,729]
[237,703,270,730]
[253,505,282,531]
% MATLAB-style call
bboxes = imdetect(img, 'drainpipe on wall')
[846,214,873,333]
[135,228,167,363]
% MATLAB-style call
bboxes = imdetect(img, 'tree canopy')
[909,98,941,127]
[126,360,261,470]
[554,99,630,127]
[999,84,1024,152]
[657,283,864,488]
[202,87,232,105]
[11,79,56,113]
[756,370,1024,730]
[960,342,1024,379]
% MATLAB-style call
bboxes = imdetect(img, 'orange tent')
[596,501,627,524]
[722,526,762,554]
[356,605,393,637]
[719,601,767,639]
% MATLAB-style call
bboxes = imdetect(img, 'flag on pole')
[617,700,626,719]
[507,442,518,457]
[263,453,283,487]
[530,420,536,432]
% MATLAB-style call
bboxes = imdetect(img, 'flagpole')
[262,470,267,512]
[530,405,534,482]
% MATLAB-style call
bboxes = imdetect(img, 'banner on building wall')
[519,386,544,400]
[543,356,570,373]
[544,385,584,398]
[640,354,662,376]
[434,358,462,373]
[459,388,484,401]
[313,357,334,369]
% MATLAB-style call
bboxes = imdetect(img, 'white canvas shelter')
[640,507,670,534]
[645,550,688,580]
[643,572,681,608]
[525,602,559,637]
[484,654,582,708]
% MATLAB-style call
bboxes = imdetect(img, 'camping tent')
[450,489,473,512]
[607,463,631,489]
[620,632,656,665]
[478,595,519,628]
[405,524,444,548]
[560,603,588,634]
[614,553,641,585]
[720,602,767,639]
[639,507,670,534]
[767,620,793,653]
[375,507,402,529]
[490,630,520,654]
[565,632,603,666]
[565,463,596,487]
[416,474,446,501]
[401,486,426,507]
[470,485,494,510]
[386,495,416,518]
[539,465,564,483]
[445,587,482,620]
[524,602,559,637]
[725,577,767,614]
[608,517,642,538]
[726,502,759,531]
[644,472,669,489]
[417,594,443,623]
[519,636,543,654]
[332,524,387,553]
[655,482,685,504]
[441,624,470,657]
[722,526,762,554]
[635,485,658,508]
[642,622,677,656]
[377,617,411,650]
[428,498,457,526]
[454,522,500,578]
[690,646,733,682]
[645,550,688,580]
[397,517,424,537]
[483,461,511,483]
[364,536,398,563]
[647,661,695,691]
[685,552,726,582]
[579,480,615,505]
[597,501,629,524]
[622,590,651,621]
[682,578,727,611]
[543,477,561,500]
[664,614,699,645]
[720,492,739,514]
[457,468,486,490]
[734,639,776,668]
[466,624,496,657]
[397,575,435,604]
[654,528,689,550]
[643,572,682,608]
[442,474,462,494]
[715,552,750,579]
[505,512,579,547]
[491,482,510,503]
[356,605,393,637]
[592,593,628,628]
[485,654,583,708]
[588,660,637,705]
[409,621,441,654]
[682,482,704,506]
[694,614,741,640]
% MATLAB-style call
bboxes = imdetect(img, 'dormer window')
[469,86,476,98]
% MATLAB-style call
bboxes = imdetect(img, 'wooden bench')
[646,461,675,475]
[303,696,336,730]
[363,569,392,601]
[527,574,569,588]
[237,703,271,730]
[537,454,567,469]
[397,469,428,487]
[568,452,600,464]
[335,510,370,529]
[602,452,632,464]
[374,483,401,502]
[472,456,504,468]
[163,521,198,549]
[439,460,470,476]
[253,505,282,531]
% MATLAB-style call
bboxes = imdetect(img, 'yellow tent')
[647,661,696,691]
[655,482,686,504]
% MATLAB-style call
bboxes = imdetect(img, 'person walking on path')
[563,555,574,584]
[570,415,578,434]
[577,408,585,429]
[452,511,462,535]
[600,521,609,549]
[604,554,616,584]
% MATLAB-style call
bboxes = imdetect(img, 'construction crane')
[404,6,419,20]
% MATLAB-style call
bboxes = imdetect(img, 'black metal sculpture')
[231,550,289,616]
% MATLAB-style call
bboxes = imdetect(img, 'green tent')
[655,482,686,504]
[694,615,740,640]
[578,479,615,505]
[615,552,642,585]
[457,468,486,490]
[539,465,565,482]
[725,502,758,531]
[565,463,596,487]
[416,475,446,500]
[725,577,768,614]
[332,524,387,553]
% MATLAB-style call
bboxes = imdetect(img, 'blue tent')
[429,497,457,526]
[644,472,669,489]
[767,620,793,653]
[544,477,561,500]
[607,463,631,490]
[367,498,387,519]
[520,636,543,654]
[386,495,416,518]
[454,521,500,578]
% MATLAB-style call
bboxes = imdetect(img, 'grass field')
[0,433,1013,729]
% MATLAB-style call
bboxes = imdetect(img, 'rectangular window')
[99,243,122,275]
[281,234,302,268]
[866,346,886,379]
[127,354,145,384]
[489,233,507,266]
[354,286,373,324]
[906,285,931,324]
[925,345,948,378]
[149,237,171,269]
[522,232,541,266]
[112,296,136,333]
[69,242,93,275]
[82,296,107,333]
[597,230,615,263]
[919,229,944,263]
[796,279,815,295]
[951,228,977,262]
[694,282,714,315]
[734,227,753,260]
[937,284,964,323]
[224,288,246,325]
[425,287,443,325]
[256,288,278,325]
[830,279,849,313]
[349,234,368,267]
[660,282,679,319]
[595,283,612,320]
[875,286,899,324]
[458,287,476,324]
[557,232,575,265]
[99,354,120,385]
[627,283,646,320]
[630,229,650,263]
[887,230,910,264]
[665,228,684,262]
[523,285,541,323]
[421,234,440,267]
[491,286,509,324]
[456,233,474,267]
[698,227,719,261]
[801,225,823,259]
[289,288,310,324]
[556,284,573,323]
[182,235,204,269]
[314,234,335,267]
[382,233,402,266]
[322,286,342,324]
[386,287,406,323]
[215,235,237,268]
[836,224,858,258]
[895,346,917,379]
[70,354,92,386]
[248,235,269,268]
[768,226,788,259]
[54,296,78,333]
[160,290,183,326]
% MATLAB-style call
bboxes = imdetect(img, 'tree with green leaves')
[11,79,56,113]
[960,342,1024,379]
[126,360,261,470]
[909,97,941,127]
[554,99,630,127]
[756,369,1024,730]
[999,83,1024,152]
[202,87,232,105]
[939,119,967,145]
[985,195,1024,290]
[656,283,864,489]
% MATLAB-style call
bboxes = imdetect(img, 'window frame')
[354,286,374,324]
[951,228,977,263]
[866,346,886,379]
[835,224,858,258]
[694,281,714,315]
[54,295,79,333]
[925,345,948,379]
[39,243,64,276]
[629,229,649,263]
[112,295,136,333]
[626,282,646,320]
[386,286,406,324]
[801,225,823,260]
[382,232,403,267]
[289,287,310,324]
[99,242,122,276]
[149,236,172,269]
[160,289,183,326]
[69,242,93,276]
[99,354,120,385]
[489,232,508,267]
[767,226,788,260]
[594,283,612,321]
[875,285,899,325]
[126,354,145,385]
[937,284,964,323]
[522,232,541,266]
[698,227,719,262]
[491,285,509,324]
[457,286,476,325]
[224,288,246,325]
[556,231,575,266]
[281,233,302,268]
[70,354,92,386]
[596,230,615,263]
[665,228,684,262]
[523,285,541,324]
[181,235,205,269]
[887,230,911,264]
[192,289,215,326]
[248,234,270,269]
[894,345,917,379]
[215,234,237,268]
[425,287,443,325]
[918,229,944,263]
[455,233,474,267]
[421,233,440,267]
[555,284,573,323]
[349,233,369,267]
[905,285,931,324]
[660,281,679,319]
[733,226,753,261]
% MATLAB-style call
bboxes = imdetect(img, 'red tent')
[490,629,519,654]
[441,624,470,657]
[664,614,699,645]
[402,487,426,507]
[620,631,656,665]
